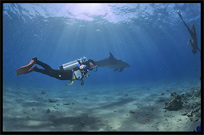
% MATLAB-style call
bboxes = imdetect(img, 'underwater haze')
[3,3,201,132]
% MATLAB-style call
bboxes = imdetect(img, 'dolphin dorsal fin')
[109,52,114,59]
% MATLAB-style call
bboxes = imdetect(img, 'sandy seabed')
[3,81,201,132]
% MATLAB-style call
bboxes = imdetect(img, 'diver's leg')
[34,58,53,71]
[33,59,58,77]
[32,66,53,76]
[177,11,192,35]
[25,65,58,79]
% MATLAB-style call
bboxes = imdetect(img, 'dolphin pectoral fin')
[119,68,124,72]
[114,69,119,71]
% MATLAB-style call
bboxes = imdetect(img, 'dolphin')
[177,10,200,54]
[95,52,130,72]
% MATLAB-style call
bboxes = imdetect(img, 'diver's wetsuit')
[33,59,73,80]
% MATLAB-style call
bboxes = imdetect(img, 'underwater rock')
[183,88,201,118]
[41,90,46,94]
[182,112,188,116]
[164,92,183,111]
[166,89,170,92]
[63,102,70,105]
[80,121,85,127]
[26,116,30,119]
[48,99,59,103]
[187,101,201,117]
[157,97,166,103]
[46,109,51,113]
[129,110,136,114]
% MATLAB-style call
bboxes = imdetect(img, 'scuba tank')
[59,57,87,71]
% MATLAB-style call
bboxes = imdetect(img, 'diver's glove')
[81,80,84,86]
[84,74,89,77]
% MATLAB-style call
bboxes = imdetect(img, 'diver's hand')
[177,10,180,15]
[80,65,85,69]
[81,80,84,86]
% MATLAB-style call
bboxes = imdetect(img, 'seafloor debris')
[164,87,201,120]
[186,88,201,118]
[26,116,30,119]
[46,109,51,113]
[48,98,59,103]
[63,102,70,105]
[164,92,183,111]
[32,108,35,111]
[129,110,136,114]
[41,90,46,94]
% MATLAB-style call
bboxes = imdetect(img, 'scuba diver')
[16,57,97,86]
[177,10,201,54]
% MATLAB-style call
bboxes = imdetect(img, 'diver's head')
[87,59,97,71]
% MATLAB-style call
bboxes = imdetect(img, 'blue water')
[3,3,201,89]
[2,3,201,131]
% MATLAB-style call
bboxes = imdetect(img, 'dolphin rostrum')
[177,10,200,54]
[95,52,130,72]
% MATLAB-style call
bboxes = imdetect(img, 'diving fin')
[16,59,36,75]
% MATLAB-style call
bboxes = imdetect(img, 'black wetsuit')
[33,59,84,80]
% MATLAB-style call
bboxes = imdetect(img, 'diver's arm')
[73,64,84,71]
